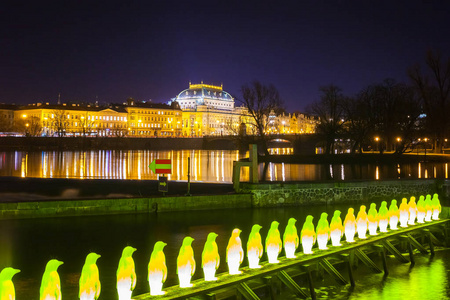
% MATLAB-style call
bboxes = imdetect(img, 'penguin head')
[391,199,397,206]
[426,194,431,200]
[348,208,354,214]
[433,193,438,199]
[0,267,20,281]
[45,259,64,272]
[270,221,279,229]
[320,212,328,219]
[381,201,387,207]
[85,253,101,264]
[370,203,376,209]
[288,218,297,225]
[153,241,167,252]
[410,196,416,203]
[182,236,194,246]
[232,228,241,236]
[419,195,424,201]
[122,246,137,257]
[251,224,262,232]
[207,232,218,241]
[305,215,314,223]
[333,210,341,217]
[402,198,407,204]
[360,205,366,212]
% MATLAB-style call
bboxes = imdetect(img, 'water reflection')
[0,150,449,182]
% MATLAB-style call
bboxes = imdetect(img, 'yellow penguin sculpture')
[40,259,63,300]
[79,252,101,300]
[399,198,409,228]
[424,194,433,222]
[388,200,399,230]
[344,208,357,242]
[300,215,316,254]
[416,195,426,223]
[367,203,378,235]
[226,228,244,275]
[265,221,282,263]
[117,246,137,300]
[329,210,344,246]
[177,236,196,288]
[408,196,418,225]
[356,205,368,239]
[247,224,263,268]
[316,213,330,250]
[148,241,167,296]
[202,232,220,281]
[0,267,20,300]
[283,218,299,258]
[378,201,389,232]
[431,193,441,220]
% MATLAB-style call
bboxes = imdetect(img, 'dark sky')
[2,1,450,112]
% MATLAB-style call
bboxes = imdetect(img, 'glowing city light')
[344,208,357,243]
[117,246,137,300]
[283,218,299,258]
[265,221,282,263]
[177,237,196,288]
[316,213,330,250]
[40,259,63,300]
[148,241,167,296]
[330,210,343,246]
[202,233,220,281]
[226,229,244,275]
[301,215,316,254]
[247,225,263,268]
[79,253,101,300]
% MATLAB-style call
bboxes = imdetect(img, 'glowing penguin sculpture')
[416,195,426,223]
[378,201,389,232]
[344,208,357,243]
[226,229,244,275]
[0,267,20,300]
[177,237,196,288]
[283,218,299,258]
[148,241,167,296]
[202,232,220,281]
[316,213,330,250]
[408,196,418,225]
[329,210,344,246]
[367,203,378,236]
[356,205,368,239]
[40,259,63,300]
[265,221,282,263]
[79,252,101,300]
[247,224,263,268]
[399,198,409,228]
[388,200,399,230]
[300,215,316,254]
[116,246,136,300]
[431,193,441,220]
[424,194,433,222]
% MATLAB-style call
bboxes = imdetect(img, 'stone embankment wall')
[241,179,448,207]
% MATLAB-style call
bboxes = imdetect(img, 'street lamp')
[375,137,380,153]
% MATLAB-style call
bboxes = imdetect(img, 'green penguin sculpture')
[177,236,196,288]
[388,200,399,230]
[330,210,344,246]
[226,229,244,275]
[367,203,378,235]
[79,252,101,300]
[202,232,220,281]
[424,194,433,222]
[148,241,167,296]
[300,215,316,254]
[378,201,389,232]
[316,213,330,250]
[117,246,137,300]
[265,221,282,263]
[283,218,299,258]
[416,195,426,223]
[0,267,20,300]
[247,224,263,268]
[431,193,441,220]
[40,259,64,300]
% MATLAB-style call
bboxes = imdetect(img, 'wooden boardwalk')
[133,219,449,300]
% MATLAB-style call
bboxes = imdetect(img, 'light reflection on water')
[0,150,449,182]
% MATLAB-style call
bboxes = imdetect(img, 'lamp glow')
[378,201,389,232]
[148,241,167,296]
[0,267,20,300]
[177,237,195,288]
[202,233,219,281]
[226,229,244,275]
[356,206,368,239]
[344,208,356,243]
[388,200,399,230]
[408,196,417,225]
[431,193,441,220]
[79,252,101,300]
[265,221,282,263]
[316,213,330,250]
[416,195,426,223]
[283,218,299,258]
[399,198,409,228]
[247,225,263,268]
[367,203,378,235]
[330,210,343,246]
[424,194,432,222]
[40,259,63,300]
[300,215,316,254]
[117,246,136,300]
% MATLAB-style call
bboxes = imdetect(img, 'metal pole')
[186,157,191,196]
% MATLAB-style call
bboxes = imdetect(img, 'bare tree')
[409,50,450,153]
[51,109,69,137]
[239,81,283,155]
[14,116,42,136]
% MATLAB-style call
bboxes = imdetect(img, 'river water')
[1,149,449,182]
[1,205,449,300]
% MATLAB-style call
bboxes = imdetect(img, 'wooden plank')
[237,283,260,300]
[354,248,383,273]
[406,234,428,254]
[319,258,348,285]
[381,240,409,263]
[277,270,308,298]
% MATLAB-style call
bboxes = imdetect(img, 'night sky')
[2,1,450,111]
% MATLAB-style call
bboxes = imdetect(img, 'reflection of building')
[171,83,253,136]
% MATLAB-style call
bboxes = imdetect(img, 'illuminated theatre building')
[171,83,254,137]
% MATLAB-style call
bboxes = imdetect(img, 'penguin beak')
[96,254,101,259]
[13,269,21,275]
[58,261,64,266]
